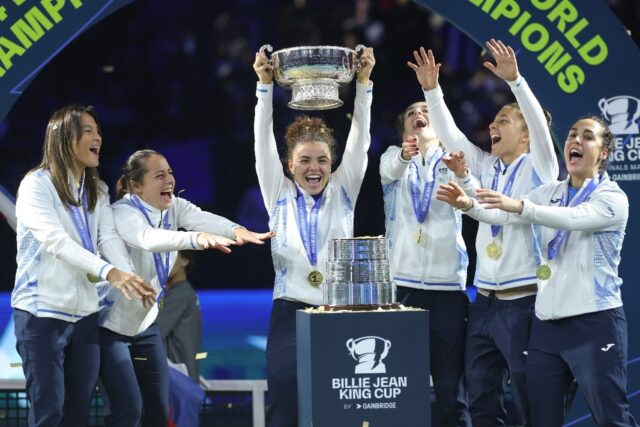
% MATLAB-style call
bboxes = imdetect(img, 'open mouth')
[89,147,99,155]
[160,190,173,203]
[491,135,501,145]
[413,117,427,130]
[568,148,583,164]
[305,175,322,186]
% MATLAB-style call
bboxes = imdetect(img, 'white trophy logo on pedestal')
[346,336,392,374]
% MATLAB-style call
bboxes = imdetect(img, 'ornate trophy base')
[289,79,342,110]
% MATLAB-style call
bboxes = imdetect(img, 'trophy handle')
[354,44,366,72]
[259,44,274,66]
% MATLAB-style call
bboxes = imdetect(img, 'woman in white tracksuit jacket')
[100,149,273,426]
[252,47,375,427]
[412,39,558,426]
[439,116,637,426]
[379,102,478,425]
[12,105,154,426]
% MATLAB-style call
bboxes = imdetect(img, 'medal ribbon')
[546,175,603,261]
[295,188,324,266]
[490,155,527,238]
[68,188,95,254]
[131,195,170,304]
[408,148,446,224]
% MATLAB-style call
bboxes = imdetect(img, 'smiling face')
[488,105,529,164]
[70,113,101,177]
[131,154,176,210]
[288,141,332,195]
[402,102,437,143]
[564,118,609,187]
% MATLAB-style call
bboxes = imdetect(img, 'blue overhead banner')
[412,0,640,423]
[0,0,134,122]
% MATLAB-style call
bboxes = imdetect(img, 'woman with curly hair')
[252,46,375,427]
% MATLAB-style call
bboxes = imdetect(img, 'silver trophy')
[259,44,365,110]
[324,236,397,309]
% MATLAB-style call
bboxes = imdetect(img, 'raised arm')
[409,47,489,174]
[253,50,286,213]
[483,39,558,183]
[334,47,375,200]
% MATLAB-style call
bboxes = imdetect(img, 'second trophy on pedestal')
[323,236,397,309]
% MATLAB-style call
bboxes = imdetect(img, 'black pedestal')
[297,309,430,427]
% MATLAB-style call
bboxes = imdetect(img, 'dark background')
[0,0,638,291]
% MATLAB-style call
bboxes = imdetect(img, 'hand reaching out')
[107,268,156,306]
[197,233,236,253]
[482,38,519,82]
[435,182,473,210]
[475,188,523,213]
[407,47,440,91]
[442,151,469,179]
[234,228,276,246]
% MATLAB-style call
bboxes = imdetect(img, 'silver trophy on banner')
[323,236,397,310]
[259,44,365,110]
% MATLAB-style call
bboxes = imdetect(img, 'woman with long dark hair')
[12,105,154,426]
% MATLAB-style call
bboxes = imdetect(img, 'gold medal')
[87,273,101,283]
[159,295,165,310]
[307,270,324,287]
[486,242,501,260]
[536,264,552,280]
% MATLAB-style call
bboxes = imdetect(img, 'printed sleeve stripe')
[98,263,110,280]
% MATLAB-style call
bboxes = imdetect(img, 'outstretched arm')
[477,187,628,232]
[484,39,558,183]
[409,47,489,174]
[436,182,527,225]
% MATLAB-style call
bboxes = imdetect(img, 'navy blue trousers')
[465,293,535,427]
[99,324,169,427]
[397,287,471,427]
[527,307,638,427]
[13,309,100,427]
[266,298,314,427]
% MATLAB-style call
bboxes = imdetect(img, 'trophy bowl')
[260,44,365,110]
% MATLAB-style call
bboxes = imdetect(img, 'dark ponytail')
[116,149,161,199]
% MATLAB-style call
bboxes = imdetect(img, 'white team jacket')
[12,169,132,322]
[469,174,628,319]
[100,194,238,336]
[380,145,477,290]
[254,81,373,306]
[424,76,559,290]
